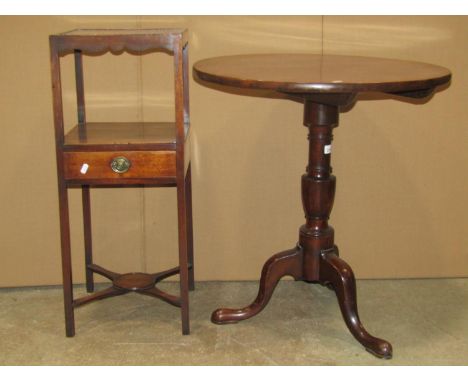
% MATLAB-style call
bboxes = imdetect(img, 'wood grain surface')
[193,54,451,93]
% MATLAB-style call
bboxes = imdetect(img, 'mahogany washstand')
[50,29,193,336]
[193,54,451,358]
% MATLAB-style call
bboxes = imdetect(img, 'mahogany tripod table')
[193,54,451,359]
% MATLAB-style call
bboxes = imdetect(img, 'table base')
[211,244,392,359]
[211,98,392,359]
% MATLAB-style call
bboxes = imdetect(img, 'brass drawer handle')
[110,156,131,173]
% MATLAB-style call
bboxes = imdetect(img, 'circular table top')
[193,54,451,94]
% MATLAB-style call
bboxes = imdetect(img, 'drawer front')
[63,151,176,181]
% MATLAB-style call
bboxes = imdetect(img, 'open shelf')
[63,122,177,151]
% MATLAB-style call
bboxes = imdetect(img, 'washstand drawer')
[63,151,176,181]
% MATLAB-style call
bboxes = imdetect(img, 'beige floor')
[1,279,467,365]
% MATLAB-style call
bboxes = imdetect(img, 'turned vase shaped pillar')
[300,101,338,281]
